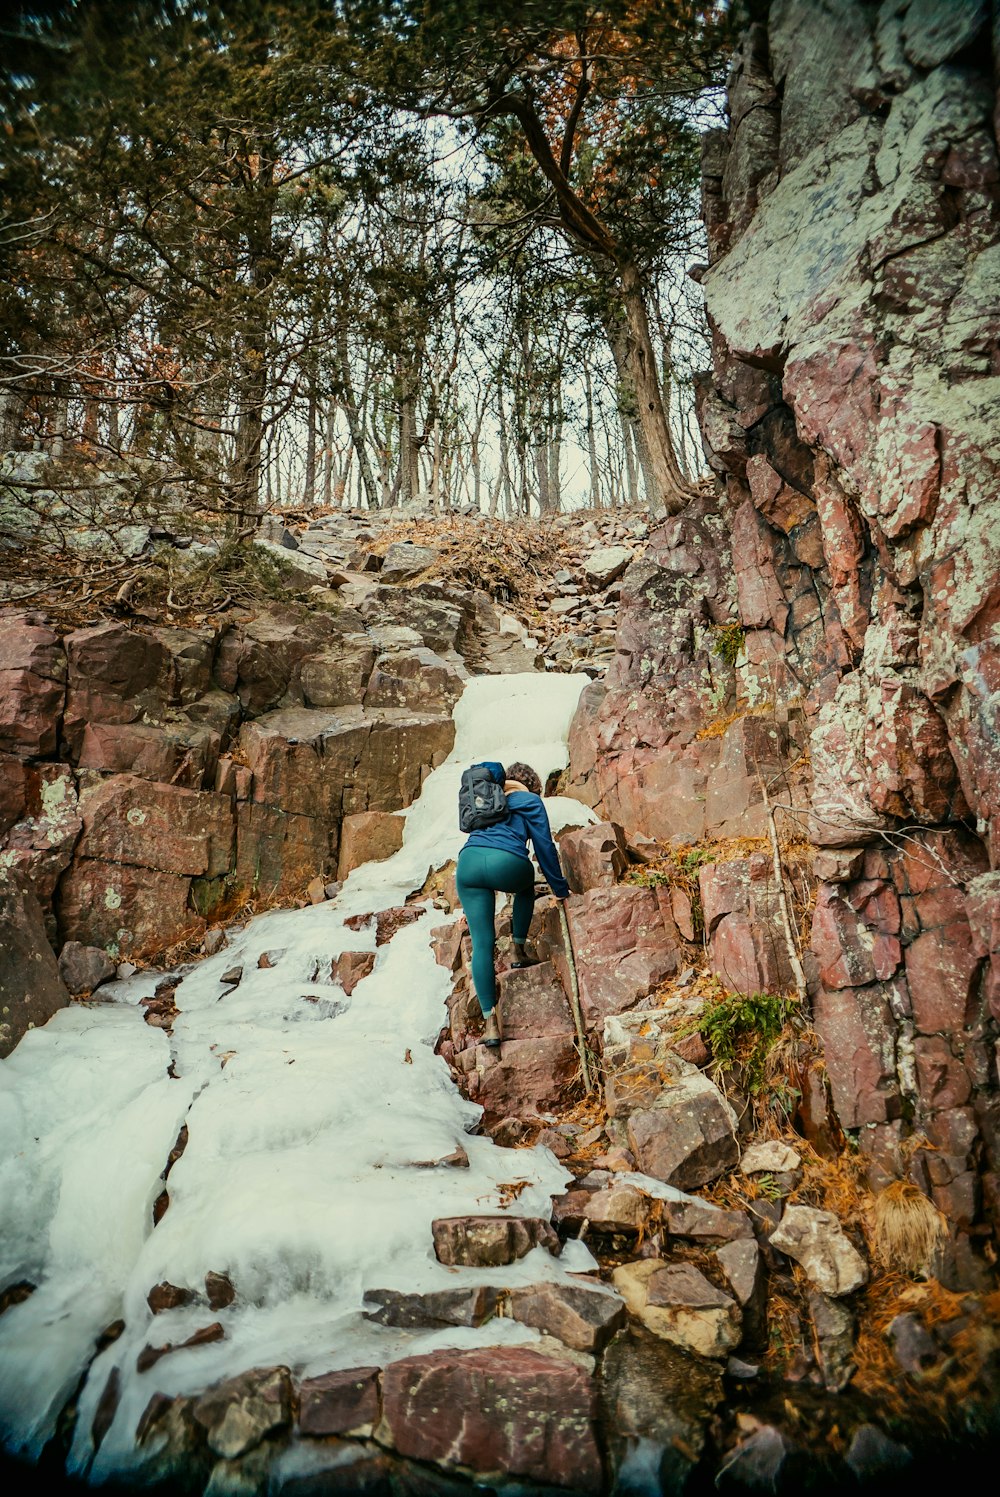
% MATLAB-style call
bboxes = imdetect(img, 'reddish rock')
[77,720,218,790]
[336,810,405,880]
[913,1036,972,1111]
[430,919,466,973]
[473,1033,581,1120]
[298,1367,380,1437]
[0,875,70,1056]
[191,1364,293,1459]
[558,821,628,894]
[508,1280,627,1353]
[364,1286,500,1329]
[813,983,900,1129]
[332,950,376,996]
[232,801,331,901]
[431,1215,561,1267]
[300,637,377,708]
[864,681,967,822]
[496,961,574,1039]
[700,856,795,996]
[553,886,678,1025]
[136,1321,225,1374]
[0,616,66,757]
[147,1282,194,1314]
[662,1199,754,1244]
[58,941,116,996]
[626,1064,740,1190]
[0,752,27,834]
[58,858,199,955]
[551,1183,654,1239]
[364,647,463,713]
[1,762,82,907]
[77,775,234,878]
[377,1347,601,1492]
[904,922,983,1034]
[205,1272,235,1310]
[63,622,172,742]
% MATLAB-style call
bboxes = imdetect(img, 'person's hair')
[505,761,541,795]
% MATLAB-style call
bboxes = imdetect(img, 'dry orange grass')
[870,1181,948,1277]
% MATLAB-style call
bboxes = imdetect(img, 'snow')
[0,671,599,1479]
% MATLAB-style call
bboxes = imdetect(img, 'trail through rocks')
[0,672,599,1481]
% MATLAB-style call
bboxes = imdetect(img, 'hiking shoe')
[483,1009,502,1049]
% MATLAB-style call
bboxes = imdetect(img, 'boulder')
[552,886,679,1025]
[582,545,633,587]
[0,615,65,757]
[376,1347,601,1492]
[508,1280,627,1353]
[551,1182,654,1240]
[699,855,796,997]
[0,761,82,907]
[332,950,376,996]
[64,622,172,740]
[191,1366,294,1460]
[769,1205,868,1295]
[626,1058,740,1190]
[364,1286,500,1329]
[431,1215,561,1267]
[495,961,574,1039]
[598,1327,722,1493]
[336,810,405,880]
[252,538,327,590]
[299,637,376,708]
[558,821,628,894]
[715,1238,767,1346]
[740,1141,801,1174]
[472,1033,582,1120]
[806,1288,856,1392]
[662,1199,754,1245]
[364,647,463,714]
[58,858,199,955]
[612,1260,742,1358]
[298,1367,380,1438]
[57,940,116,996]
[0,874,70,1055]
[77,720,219,790]
[379,542,439,583]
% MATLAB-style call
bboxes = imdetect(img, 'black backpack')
[458,765,509,832]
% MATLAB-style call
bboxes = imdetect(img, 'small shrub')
[712,620,745,668]
[871,1180,947,1277]
[682,988,794,1094]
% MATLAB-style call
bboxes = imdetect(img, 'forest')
[1,0,727,530]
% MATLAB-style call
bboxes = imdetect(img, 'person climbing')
[455,760,570,1051]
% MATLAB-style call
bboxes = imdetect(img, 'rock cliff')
[570,0,999,1289]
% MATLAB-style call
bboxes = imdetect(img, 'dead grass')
[869,1181,949,1277]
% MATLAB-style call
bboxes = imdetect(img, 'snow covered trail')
[0,672,597,1481]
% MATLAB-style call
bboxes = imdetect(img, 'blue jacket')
[462,762,570,899]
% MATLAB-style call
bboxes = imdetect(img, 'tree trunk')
[618,262,693,514]
[335,328,380,510]
[303,382,318,507]
[583,360,601,508]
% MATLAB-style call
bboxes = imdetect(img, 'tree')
[347,0,728,513]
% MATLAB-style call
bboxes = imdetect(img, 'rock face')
[0,874,70,1055]
[0,574,523,979]
[562,0,999,1286]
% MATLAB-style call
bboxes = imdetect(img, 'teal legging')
[456,846,535,1017]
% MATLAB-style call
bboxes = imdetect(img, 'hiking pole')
[557,899,594,1096]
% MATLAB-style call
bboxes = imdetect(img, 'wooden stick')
[762,781,809,1008]
[558,899,594,1094]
